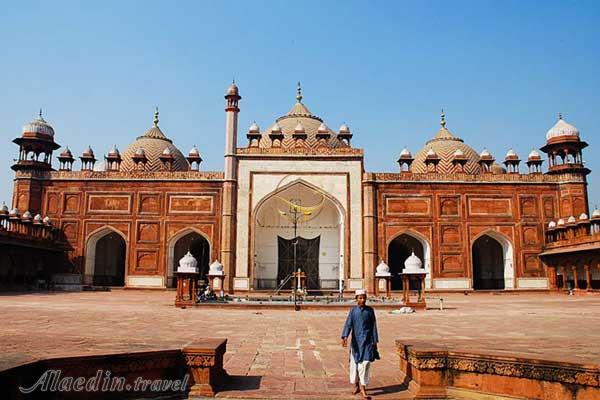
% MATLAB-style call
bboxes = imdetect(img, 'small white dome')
[22,111,55,137]
[339,123,351,133]
[579,213,589,220]
[209,260,224,276]
[82,146,95,158]
[248,121,260,132]
[317,122,329,133]
[505,149,518,158]
[188,146,200,156]
[528,149,541,159]
[375,260,391,277]
[33,213,43,223]
[400,147,412,157]
[454,149,465,157]
[9,208,20,217]
[426,148,437,157]
[0,204,8,215]
[294,121,305,132]
[480,148,491,157]
[177,251,199,274]
[557,218,565,226]
[271,122,282,133]
[42,216,51,225]
[162,147,172,155]
[22,210,32,220]
[593,208,600,218]
[567,215,576,224]
[402,251,424,273]
[107,145,120,157]
[135,147,146,156]
[548,221,556,228]
[546,115,579,140]
[226,82,239,96]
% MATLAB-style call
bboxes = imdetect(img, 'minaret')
[221,81,241,292]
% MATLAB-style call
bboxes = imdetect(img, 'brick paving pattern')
[0,291,599,398]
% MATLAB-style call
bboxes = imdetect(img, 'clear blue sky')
[1,1,599,210]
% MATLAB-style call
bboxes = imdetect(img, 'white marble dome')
[548,221,556,228]
[402,252,424,273]
[546,115,579,141]
[22,111,55,137]
[42,216,51,225]
[593,208,600,218]
[579,213,589,221]
[567,215,577,224]
[375,260,391,277]
[177,251,198,273]
[557,218,565,226]
[528,149,541,159]
[209,260,224,276]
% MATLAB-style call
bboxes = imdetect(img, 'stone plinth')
[183,339,227,397]
[396,340,600,400]
[175,272,198,308]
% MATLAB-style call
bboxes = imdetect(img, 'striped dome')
[120,110,188,172]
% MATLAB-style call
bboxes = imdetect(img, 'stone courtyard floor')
[0,290,599,399]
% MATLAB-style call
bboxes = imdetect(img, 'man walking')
[341,289,379,399]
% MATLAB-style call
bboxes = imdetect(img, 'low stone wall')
[397,340,600,399]
[0,339,227,399]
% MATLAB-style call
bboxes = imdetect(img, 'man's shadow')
[366,375,411,396]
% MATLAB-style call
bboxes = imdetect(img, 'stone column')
[221,84,240,293]
[362,173,378,294]
[572,265,579,289]
[584,264,591,291]
[547,265,557,289]
[560,266,567,289]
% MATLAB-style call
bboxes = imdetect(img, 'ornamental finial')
[153,107,159,127]
[296,81,303,103]
[440,109,446,128]
[558,112,563,120]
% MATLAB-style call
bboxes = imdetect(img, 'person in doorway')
[341,289,379,399]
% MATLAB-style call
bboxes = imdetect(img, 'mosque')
[6,82,597,293]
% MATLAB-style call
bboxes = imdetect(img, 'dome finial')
[296,81,303,103]
[558,112,563,120]
[153,107,159,127]
[39,108,43,119]
[440,109,446,128]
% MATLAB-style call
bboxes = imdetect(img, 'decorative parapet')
[397,340,599,399]
[236,146,363,157]
[15,170,224,181]
[369,172,585,184]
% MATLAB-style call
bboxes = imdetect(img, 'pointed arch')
[251,178,346,291]
[84,226,128,285]
[166,227,212,288]
[471,229,515,289]
[386,229,432,289]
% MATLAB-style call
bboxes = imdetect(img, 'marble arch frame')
[166,227,212,288]
[470,229,515,289]
[386,229,432,289]
[84,225,128,286]
[250,178,347,291]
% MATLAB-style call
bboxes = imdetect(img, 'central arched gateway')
[253,180,344,292]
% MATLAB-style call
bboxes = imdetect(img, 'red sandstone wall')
[14,177,223,286]
[376,181,569,283]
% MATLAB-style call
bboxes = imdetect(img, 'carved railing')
[237,147,364,156]
[545,218,600,247]
[15,170,224,181]
[368,171,586,183]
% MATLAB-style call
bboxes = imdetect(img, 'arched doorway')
[253,180,344,292]
[93,231,126,286]
[472,235,505,290]
[170,232,210,288]
[388,234,425,290]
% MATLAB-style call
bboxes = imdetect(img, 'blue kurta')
[341,305,379,363]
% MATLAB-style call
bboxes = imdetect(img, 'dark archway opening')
[94,232,126,286]
[173,232,210,286]
[472,235,505,290]
[388,234,424,290]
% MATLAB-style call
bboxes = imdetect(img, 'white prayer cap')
[354,289,367,296]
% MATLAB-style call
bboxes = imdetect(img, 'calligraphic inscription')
[88,195,131,213]
[386,196,431,216]
[469,198,512,216]
[169,195,213,214]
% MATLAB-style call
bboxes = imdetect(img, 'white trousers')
[349,349,371,386]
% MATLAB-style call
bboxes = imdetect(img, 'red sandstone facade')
[6,84,597,292]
